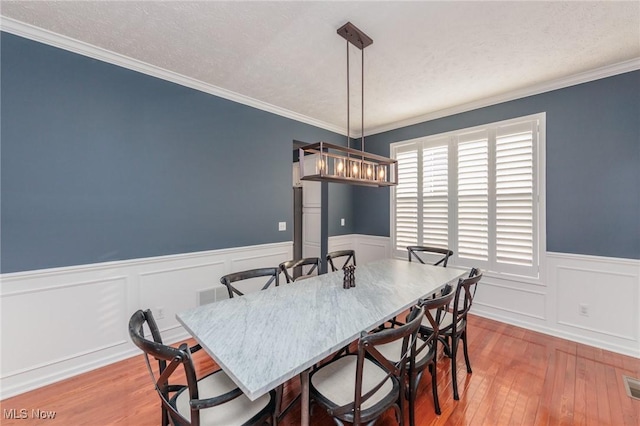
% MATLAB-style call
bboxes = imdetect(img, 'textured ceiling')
[2,1,639,135]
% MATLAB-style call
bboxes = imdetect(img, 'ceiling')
[2,1,639,136]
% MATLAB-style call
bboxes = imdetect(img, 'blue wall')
[354,71,640,260]
[1,33,354,273]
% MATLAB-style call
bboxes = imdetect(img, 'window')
[391,114,544,278]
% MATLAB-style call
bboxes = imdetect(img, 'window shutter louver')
[395,149,419,251]
[457,134,489,261]
[495,123,534,266]
[422,145,448,249]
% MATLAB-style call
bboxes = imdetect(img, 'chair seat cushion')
[421,311,465,334]
[376,336,434,367]
[174,369,271,426]
[310,354,395,411]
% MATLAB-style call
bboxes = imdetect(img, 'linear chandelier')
[299,22,397,187]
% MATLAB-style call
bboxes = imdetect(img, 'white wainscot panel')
[555,264,638,341]
[1,276,128,381]
[472,277,546,321]
[328,235,354,253]
[139,261,227,333]
[356,236,391,264]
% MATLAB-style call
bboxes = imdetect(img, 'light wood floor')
[2,315,639,425]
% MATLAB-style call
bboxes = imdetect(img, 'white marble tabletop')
[176,258,468,401]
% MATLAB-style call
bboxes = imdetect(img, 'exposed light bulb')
[366,166,372,178]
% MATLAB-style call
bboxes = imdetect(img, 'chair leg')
[396,397,404,426]
[408,370,416,426]
[274,384,283,425]
[462,330,472,374]
[431,360,441,415]
[451,335,460,400]
[161,405,168,426]
[398,387,406,426]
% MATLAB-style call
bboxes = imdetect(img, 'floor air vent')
[623,375,640,400]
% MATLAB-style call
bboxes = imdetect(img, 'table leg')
[300,369,310,426]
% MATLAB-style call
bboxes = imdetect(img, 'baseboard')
[471,309,640,358]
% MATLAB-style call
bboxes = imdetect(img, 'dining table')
[176,258,469,425]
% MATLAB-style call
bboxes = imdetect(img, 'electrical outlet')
[341,218,345,226]
[578,304,589,317]
[278,221,286,231]
[156,306,165,320]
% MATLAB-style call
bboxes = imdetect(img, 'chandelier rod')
[361,47,364,152]
[346,40,350,149]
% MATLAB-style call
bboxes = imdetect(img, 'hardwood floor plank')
[2,315,639,426]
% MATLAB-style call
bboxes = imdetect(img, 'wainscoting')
[2,237,638,400]
[0,235,389,399]
[0,242,294,399]
[465,252,640,358]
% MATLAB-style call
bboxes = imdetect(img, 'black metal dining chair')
[376,285,455,421]
[326,249,356,272]
[278,257,321,283]
[309,307,424,426]
[421,268,482,400]
[128,309,277,426]
[407,246,454,267]
[220,267,279,299]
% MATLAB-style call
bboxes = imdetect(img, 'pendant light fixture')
[299,22,397,187]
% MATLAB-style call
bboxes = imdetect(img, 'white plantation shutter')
[391,114,542,278]
[495,122,535,268]
[457,133,489,261]
[422,144,448,248]
[394,148,419,251]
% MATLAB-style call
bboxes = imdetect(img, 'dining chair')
[220,267,279,299]
[278,257,321,283]
[128,309,277,426]
[421,268,482,400]
[326,249,356,272]
[407,246,454,267]
[376,285,455,421]
[309,307,424,426]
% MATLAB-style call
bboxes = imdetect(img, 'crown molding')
[2,16,637,139]
[0,16,347,136]
[365,57,640,137]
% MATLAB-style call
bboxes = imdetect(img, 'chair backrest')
[279,257,321,283]
[326,249,356,272]
[220,267,279,298]
[450,268,482,332]
[336,307,424,424]
[129,309,210,426]
[407,246,454,267]
[416,285,456,359]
